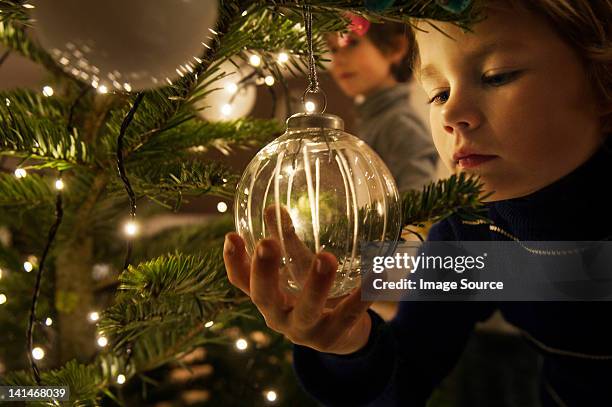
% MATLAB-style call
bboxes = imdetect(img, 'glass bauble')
[198,60,256,121]
[235,113,402,298]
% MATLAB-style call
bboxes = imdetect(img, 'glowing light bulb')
[264,76,275,86]
[217,202,228,213]
[123,83,132,92]
[23,261,33,272]
[0,294,6,305]
[88,311,100,322]
[277,53,289,64]
[97,85,108,94]
[204,321,214,328]
[22,3,34,9]
[32,347,45,360]
[0,268,3,279]
[45,317,53,326]
[249,54,261,67]
[265,390,278,402]
[235,338,248,351]
[116,374,126,384]
[124,221,139,237]
[226,83,238,94]
[221,104,232,116]
[305,101,316,112]
[55,179,64,190]
[97,336,108,347]
[14,168,27,178]
[42,86,54,97]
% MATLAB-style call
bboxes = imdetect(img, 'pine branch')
[0,1,29,24]
[2,249,252,401]
[99,89,192,161]
[99,250,249,368]
[0,21,67,78]
[119,251,232,299]
[199,4,335,81]
[1,359,105,405]
[114,160,236,210]
[268,0,483,28]
[0,91,90,168]
[0,172,53,207]
[401,173,492,227]
[129,118,282,161]
[1,89,68,120]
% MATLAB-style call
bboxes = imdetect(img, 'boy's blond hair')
[512,0,612,135]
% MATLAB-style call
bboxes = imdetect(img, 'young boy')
[325,14,438,193]
[224,1,612,405]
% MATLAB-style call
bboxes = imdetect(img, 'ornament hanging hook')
[301,4,327,113]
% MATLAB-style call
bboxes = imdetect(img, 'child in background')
[325,14,438,193]
[224,0,612,406]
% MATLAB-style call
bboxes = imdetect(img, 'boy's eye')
[427,90,449,105]
[345,37,359,48]
[482,71,521,86]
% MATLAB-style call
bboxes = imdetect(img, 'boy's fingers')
[328,286,372,332]
[291,252,338,328]
[223,233,251,295]
[250,239,290,329]
[264,205,314,275]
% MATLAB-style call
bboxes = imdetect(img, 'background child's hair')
[365,22,414,83]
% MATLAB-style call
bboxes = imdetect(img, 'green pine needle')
[402,172,492,227]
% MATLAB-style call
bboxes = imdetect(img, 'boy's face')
[326,33,397,98]
[415,4,604,201]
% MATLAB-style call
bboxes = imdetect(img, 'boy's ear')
[387,35,409,64]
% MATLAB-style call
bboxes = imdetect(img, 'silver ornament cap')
[286,113,344,131]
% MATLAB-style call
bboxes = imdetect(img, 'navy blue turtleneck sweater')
[293,144,612,406]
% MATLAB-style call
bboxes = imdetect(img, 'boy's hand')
[223,207,373,355]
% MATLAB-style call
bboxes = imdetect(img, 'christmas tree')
[0,1,486,405]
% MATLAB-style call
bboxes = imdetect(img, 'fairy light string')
[116,92,145,270]
[25,83,96,384]
[26,177,63,385]
[0,49,10,67]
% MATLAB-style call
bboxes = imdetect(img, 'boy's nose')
[441,91,483,134]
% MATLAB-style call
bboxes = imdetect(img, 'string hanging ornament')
[234,7,402,298]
